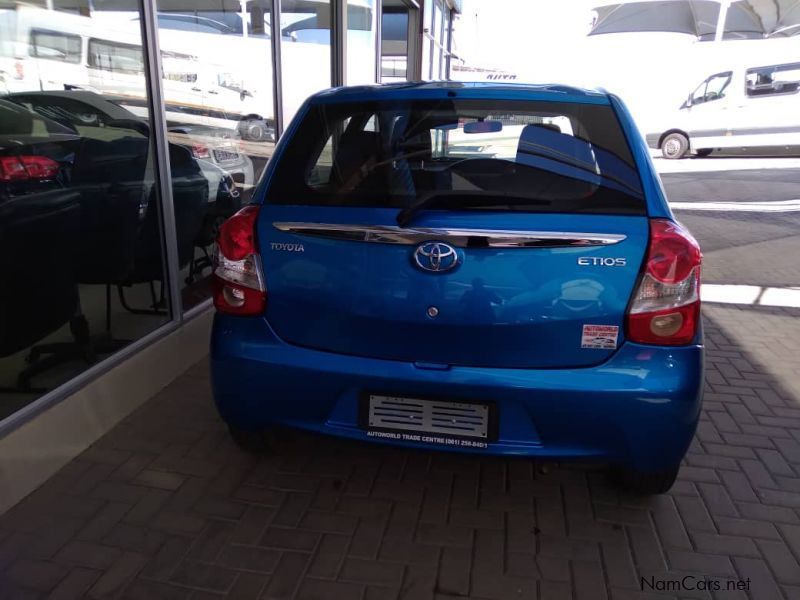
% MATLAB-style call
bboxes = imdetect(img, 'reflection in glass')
[347,0,376,85]
[154,0,276,312]
[381,7,408,81]
[280,0,332,125]
[0,1,170,417]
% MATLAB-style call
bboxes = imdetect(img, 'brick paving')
[664,169,800,289]
[1,303,800,600]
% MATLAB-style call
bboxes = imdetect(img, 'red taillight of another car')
[213,205,266,316]
[191,143,211,159]
[0,155,60,182]
[626,219,702,346]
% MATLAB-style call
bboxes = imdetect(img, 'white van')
[0,5,273,141]
[646,60,800,158]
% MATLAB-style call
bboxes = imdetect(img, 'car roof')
[310,81,611,105]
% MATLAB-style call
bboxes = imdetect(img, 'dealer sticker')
[581,324,619,349]
[366,430,488,449]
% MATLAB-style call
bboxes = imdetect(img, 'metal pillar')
[139,0,183,321]
[270,0,285,137]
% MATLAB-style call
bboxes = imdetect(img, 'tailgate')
[258,207,647,369]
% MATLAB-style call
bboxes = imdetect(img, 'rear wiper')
[396,191,551,227]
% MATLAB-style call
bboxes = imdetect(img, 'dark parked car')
[0,99,79,202]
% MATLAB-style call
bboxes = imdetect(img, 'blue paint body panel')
[211,314,703,470]
[211,82,703,472]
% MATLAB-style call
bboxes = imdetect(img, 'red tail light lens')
[218,205,259,261]
[0,155,60,182]
[191,143,211,159]
[645,219,701,284]
[213,205,266,316]
[626,219,702,346]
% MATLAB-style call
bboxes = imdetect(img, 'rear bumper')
[210,314,704,471]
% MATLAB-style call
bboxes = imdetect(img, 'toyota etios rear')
[210,83,704,494]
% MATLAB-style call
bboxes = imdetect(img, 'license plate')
[214,149,239,162]
[366,394,490,440]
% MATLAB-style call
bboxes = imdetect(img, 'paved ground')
[654,156,800,175]
[1,302,799,600]
[663,168,800,289]
[2,168,800,599]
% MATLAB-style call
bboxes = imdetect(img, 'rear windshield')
[267,99,645,215]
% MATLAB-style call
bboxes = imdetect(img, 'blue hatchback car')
[210,82,704,494]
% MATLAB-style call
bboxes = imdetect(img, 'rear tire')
[238,118,273,142]
[610,464,680,495]
[661,133,689,159]
[228,425,270,454]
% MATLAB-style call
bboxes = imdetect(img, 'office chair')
[0,190,86,391]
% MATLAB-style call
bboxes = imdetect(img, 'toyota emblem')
[413,242,460,273]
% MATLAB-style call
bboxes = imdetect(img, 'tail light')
[191,143,211,159]
[0,155,60,182]
[626,219,702,346]
[14,61,24,79]
[212,205,266,315]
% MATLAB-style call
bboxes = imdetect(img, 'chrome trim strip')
[273,222,626,248]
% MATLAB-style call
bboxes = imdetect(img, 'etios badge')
[577,257,626,267]
[413,242,459,273]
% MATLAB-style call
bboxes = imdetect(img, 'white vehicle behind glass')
[0,5,274,141]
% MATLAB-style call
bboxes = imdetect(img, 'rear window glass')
[267,99,645,215]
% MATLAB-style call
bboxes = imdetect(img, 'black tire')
[239,119,272,142]
[695,148,713,157]
[228,425,270,454]
[610,464,680,495]
[661,132,689,159]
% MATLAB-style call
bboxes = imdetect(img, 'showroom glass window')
[153,0,276,313]
[422,0,432,79]
[421,0,451,81]
[347,0,376,85]
[0,0,168,416]
[281,0,333,126]
[381,9,409,81]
